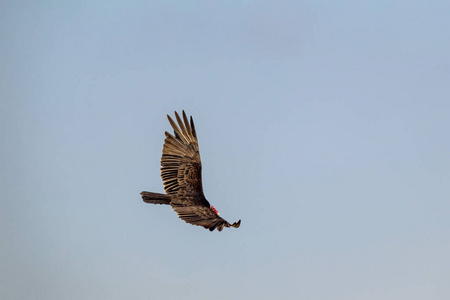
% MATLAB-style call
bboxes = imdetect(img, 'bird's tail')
[141,191,171,205]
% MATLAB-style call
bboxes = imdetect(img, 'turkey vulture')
[141,111,241,232]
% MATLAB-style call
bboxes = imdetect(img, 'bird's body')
[141,111,241,232]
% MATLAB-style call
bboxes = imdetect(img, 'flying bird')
[141,111,241,232]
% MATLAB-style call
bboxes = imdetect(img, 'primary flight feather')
[141,111,241,232]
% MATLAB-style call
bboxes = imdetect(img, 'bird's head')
[210,206,220,215]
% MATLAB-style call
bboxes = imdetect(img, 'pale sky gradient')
[1,1,450,299]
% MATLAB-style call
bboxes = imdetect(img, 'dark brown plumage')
[141,111,241,232]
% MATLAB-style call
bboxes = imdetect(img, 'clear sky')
[1,1,449,299]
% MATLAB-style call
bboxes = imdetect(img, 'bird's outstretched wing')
[161,111,204,197]
[171,200,241,231]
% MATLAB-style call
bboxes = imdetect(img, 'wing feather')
[190,116,197,139]
[182,111,193,138]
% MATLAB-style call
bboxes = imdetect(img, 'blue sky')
[1,1,449,299]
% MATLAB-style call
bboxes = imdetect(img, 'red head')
[210,206,219,215]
